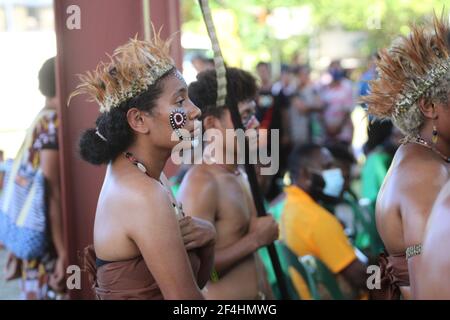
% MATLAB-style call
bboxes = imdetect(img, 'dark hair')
[325,143,356,165]
[79,69,173,165]
[38,57,56,98]
[288,143,322,183]
[363,119,393,154]
[291,64,310,75]
[256,61,269,69]
[188,67,257,120]
[280,64,290,74]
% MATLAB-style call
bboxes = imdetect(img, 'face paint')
[169,108,199,148]
[169,108,187,140]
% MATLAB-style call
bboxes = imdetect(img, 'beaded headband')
[393,56,450,119]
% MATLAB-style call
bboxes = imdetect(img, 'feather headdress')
[69,29,174,113]
[362,11,450,136]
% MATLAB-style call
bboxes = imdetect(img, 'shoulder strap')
[1,109,54,212]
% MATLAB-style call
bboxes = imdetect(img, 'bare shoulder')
[179,164,220,194]
[376,144,448,252]
[94,171,177,259]
[110,173,175,225]
[391,144,448,193]
[177,165,222,221]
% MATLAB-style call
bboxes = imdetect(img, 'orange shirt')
[281,185,356,299]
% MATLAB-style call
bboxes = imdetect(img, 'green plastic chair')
[337,193,384,259]
[279,242,346,300]
[300,255,345,300]
[356,198,385,257]
[278,242,317,300]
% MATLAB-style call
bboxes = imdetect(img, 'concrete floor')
[0,248,20,300]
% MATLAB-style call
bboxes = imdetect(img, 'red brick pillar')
[53,0,181,299]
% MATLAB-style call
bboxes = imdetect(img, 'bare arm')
[399,160,448,297]
[415,181,450,299]
[40,150,66,260]
[128,183,204,300]
[339,259,367,291]
[178,170,277,276]
[178,215,216,288]
[40,149,67,291]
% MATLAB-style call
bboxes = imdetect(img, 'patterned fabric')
[1,108,60,299]
[28,110,58,171]
[20,252,55,300]
[21,109,60,300]
[0,161,48,259]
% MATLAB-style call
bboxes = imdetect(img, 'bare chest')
[214,174,255,244]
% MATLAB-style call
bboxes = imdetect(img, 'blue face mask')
[330,69,345,82]
[321,168,345,198]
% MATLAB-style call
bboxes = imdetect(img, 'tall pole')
[198,0,290,300]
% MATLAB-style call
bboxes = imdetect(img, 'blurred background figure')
[358,53,379,102]
[281,144,367,299]
[265,65,296,200]
[361,119,402,210]
[1,57,67,300]
[255,62,274,130]
[320,60,355,146]
[191,54,215,74]
[288,64,324,146]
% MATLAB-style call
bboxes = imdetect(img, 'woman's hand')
[179,216,216,251]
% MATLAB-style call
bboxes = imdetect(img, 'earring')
[169,108,187,140]
[432,121,438,145]
[430,104,438,145]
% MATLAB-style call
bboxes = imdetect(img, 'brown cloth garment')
[83,245,200,300]
[370,252,410,300]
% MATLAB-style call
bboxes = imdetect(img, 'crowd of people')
[0,12,449,300]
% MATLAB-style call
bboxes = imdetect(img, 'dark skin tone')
[295,148,367,292]
[94,72,215,299]
[375,97,450,299]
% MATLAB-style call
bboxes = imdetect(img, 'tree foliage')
[181,0,449,67]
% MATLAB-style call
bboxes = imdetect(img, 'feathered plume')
[68,26,174,112]
[362,11,450,119]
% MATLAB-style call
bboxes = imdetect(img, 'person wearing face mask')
[324,143,384,261]
[280,143,368,299]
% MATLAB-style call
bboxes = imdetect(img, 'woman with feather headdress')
[362,12,450,299]
[70,31,215,300]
